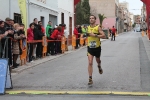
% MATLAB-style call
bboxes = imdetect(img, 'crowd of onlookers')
[0,17,70,69]
[0,17,91,70]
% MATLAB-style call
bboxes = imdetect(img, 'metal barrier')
[1,37,9,58]
[1,36,87,66]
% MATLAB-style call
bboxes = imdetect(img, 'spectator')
[32,18,39,59]
[11,20,15,26]
[63,24,68,51]
[0,20,9,58]
[27,23,35,62]
[12,23,25,69]
[46,21,52,56]
[50,26,62,55]
[4,17,14,67]
[57,24,63,53]
[111,26,116,41]
[82,25,87,45]
[36,21,45,58]
[74,25,79,49]
[19,23,26,50]
[78,25,82,46]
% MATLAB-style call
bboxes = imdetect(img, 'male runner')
[87,15,105,85]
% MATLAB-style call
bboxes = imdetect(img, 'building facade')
[0,0,59,28]
[89,0,118,29]
[118,6,124,33]
[28,0,58,27]
[119,1,132,31]
[134,15,141,24]
[58,0,74,38]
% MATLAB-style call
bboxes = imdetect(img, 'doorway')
[68,17,72,45]
[40,16,45,27]
[49,14,57,27]
[61,13,64,24]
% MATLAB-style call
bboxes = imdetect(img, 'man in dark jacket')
[36,21,45,58]
[3,18,14,67]
[32,18,39,59]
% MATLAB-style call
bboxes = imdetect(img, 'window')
[61,13,64,24]
[49,14,57,27]
[14,13,22,24]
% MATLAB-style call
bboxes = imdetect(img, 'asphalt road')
[9,31,150,92]
[1,95,150,100]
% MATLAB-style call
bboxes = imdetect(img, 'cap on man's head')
[0,19,4,24]
[5,17,13,21]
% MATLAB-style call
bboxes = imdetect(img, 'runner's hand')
[89,33,96,37]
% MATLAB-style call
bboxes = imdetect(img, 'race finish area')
[2,32,150,97]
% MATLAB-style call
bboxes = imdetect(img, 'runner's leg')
[96,57,103,74]
[88,54,94,85]
[96,57,101,67]
[88,54,94,76]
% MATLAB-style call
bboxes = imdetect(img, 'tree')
[75,0,91,25]
[76,1,84,25]
[82,0,91,24]
[132,23,136,28]
[98,14,107,26]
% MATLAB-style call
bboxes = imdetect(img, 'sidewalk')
[141,34,150,61]
[12,38,110,74]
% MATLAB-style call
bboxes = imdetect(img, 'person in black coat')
[32,18,39,59]
[78,25,82,47]
[36,21,45,58]
[4,18,14,67]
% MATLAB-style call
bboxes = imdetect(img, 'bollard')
[72,35,76,50]
[147,30,149,39]
[20,39,27,66]
[85,38,88,46]
[65,37,68,51]
[61,36,66,53]
[142,31,145,37]
[42,36,47,57]
[80,34,84,47]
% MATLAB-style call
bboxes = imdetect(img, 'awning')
[74,0,81,5]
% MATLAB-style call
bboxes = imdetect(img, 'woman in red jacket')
[74,25,79,49]
[50,26,62,55]
[27,23,34,62]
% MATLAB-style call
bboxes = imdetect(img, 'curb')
[5,90,150,96]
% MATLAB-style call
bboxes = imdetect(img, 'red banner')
[141,0,150,39]
[74,0,81,5]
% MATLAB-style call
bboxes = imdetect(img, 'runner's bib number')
[89,41,96,48]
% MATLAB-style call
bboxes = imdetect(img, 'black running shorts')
[87,46,101,58]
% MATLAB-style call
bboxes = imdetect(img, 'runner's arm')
[97,27,106,38]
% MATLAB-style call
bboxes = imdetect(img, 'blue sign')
[0,59,12,95]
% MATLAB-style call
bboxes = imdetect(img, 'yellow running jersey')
[87,25,101,48]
